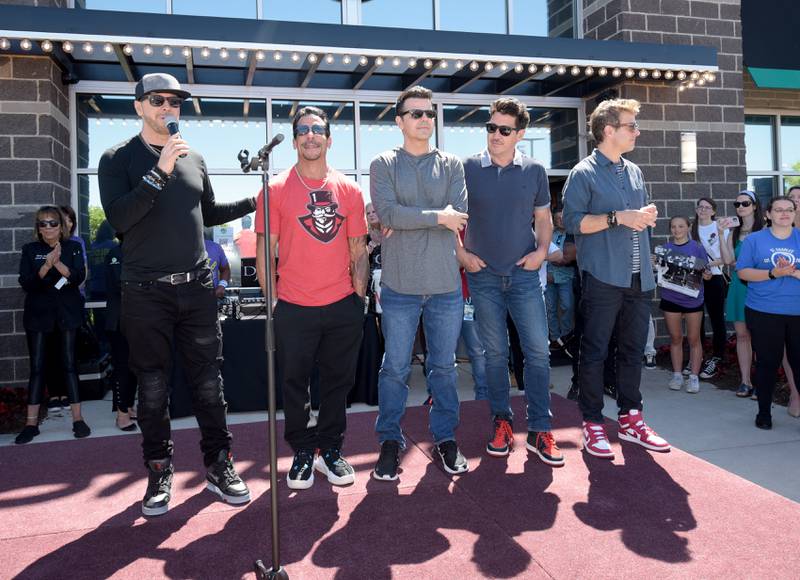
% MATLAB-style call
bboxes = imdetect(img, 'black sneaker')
[566,383,580,401]
[15,425,40,445]
[699,357,721,380]
[47,398,62,418]
[603,383,617,398]
[287,449,316,490]
[526,431,565,467]
[315,448,356,486]
[72,420,91,439]
[372,440,401,481]
[206,449,251,504]
[436,440,468,475]
[644,353,657,370]
[142,458,173,517]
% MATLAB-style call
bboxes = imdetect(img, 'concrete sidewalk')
[3,360,799,503]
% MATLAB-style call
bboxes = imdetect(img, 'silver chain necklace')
[138,133,163,158]
[293,165,330,190]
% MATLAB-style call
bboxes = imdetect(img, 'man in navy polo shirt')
[459,97,563,466]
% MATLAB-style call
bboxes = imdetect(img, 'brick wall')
[582,0,746,340]
[0,54,71,390]
[743,69,800,111]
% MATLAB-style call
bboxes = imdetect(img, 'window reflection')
[512,0,575,38]
[271,101,355,170]
[75,0,166,12]
[745,115,775,171]
[359,102,418,166]
[263,0,342,23]
[172,0,257,18]
[780,116,800,172]
[440,0,506,33]
[747,175,777,203]
[361,0,433,29]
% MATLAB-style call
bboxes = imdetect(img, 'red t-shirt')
[255,167,367,307]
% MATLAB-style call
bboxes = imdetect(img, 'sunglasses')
[485,123,518,137]
[400,109,436,120]
[38,220,60,228]
[733,201,752,208]
[143,94,184,108]
[615,121,640,131]
[294,124,327,137]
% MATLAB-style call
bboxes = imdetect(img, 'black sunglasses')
[400,109,436,120]
[485,122,518,137]
[294,124,327,137]
[143,94,184,108]
[733,201,753,208]
[38,220,60,228]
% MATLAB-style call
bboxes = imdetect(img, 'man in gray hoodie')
[369,85,469,480]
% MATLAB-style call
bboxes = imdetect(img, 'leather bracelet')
[768,268,776,280]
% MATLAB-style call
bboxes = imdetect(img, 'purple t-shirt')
[660,240,708,308]
[204,240,229,287]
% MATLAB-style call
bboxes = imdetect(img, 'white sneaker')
[668,374,684,391]
[686,375,700,394]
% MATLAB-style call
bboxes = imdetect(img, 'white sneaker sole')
[437,451,469,475]
[286,472,314,490]
[206,481,251,504]
[314,456,355,486]
[618,431,671,452]
[669,383,683,391]
[526,441,565,466]
[583,443,614,460]
[371,469,399,481]
[141,503,169,517]
[485,444,511,457]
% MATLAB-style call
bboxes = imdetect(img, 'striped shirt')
[616,160,641,274]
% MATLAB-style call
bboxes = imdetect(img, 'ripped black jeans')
[121,276,231,466]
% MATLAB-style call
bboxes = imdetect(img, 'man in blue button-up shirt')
[562,98,670,459]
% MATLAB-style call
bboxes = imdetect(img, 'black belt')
[156,271,201,285]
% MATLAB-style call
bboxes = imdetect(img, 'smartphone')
[718,216,740,229]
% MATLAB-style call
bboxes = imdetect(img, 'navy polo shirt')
[463,149,550,276]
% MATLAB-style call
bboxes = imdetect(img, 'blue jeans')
[460,310,488,400]
[376,286,463,447]
[467,267,552,432]
[545,280,575,340]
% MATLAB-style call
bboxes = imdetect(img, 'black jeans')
[577,273,649,422]
[26,329,80,406]
[703,274,728,358]
[274,293,364,452]
[108,329,137,413]
[745,307,800,419]
[121,276,231,466]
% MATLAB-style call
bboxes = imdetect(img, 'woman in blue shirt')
[737,196,800,430]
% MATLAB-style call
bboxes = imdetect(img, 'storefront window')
[780,116,800,173]
[439,0,507,33]
[359,102,436,167]
[263,0,342,23]
[747,176,777,205]
[172,0,258,18]
[75,0,166,13]
[511,0,575,38]
[361,0,433,30]
[745,115,775,171]
[271,101,355,170]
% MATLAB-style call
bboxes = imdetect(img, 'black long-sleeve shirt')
[98,135,256,282]
[19,239,86,332]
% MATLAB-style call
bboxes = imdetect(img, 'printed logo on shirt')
[768,247,796,268]
[297,190,345,243]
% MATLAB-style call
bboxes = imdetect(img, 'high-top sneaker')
[582,421,614,459]
[206,449,251,504]
[618,410,670,452]
[142,458,174,517]
[314,447,356,486]
[486,417,514,457]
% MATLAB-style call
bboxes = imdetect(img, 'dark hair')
[33,205,68,243]
[60,205,77,236]
[766,195,796,213]
[787,185,800,195]
[395,85,432,116]
[690,197,717,242]
[588,98,640,143]
[731,192,764,246]
[489,97,530,131]
[670,215,691,229]
[292,105,330,138]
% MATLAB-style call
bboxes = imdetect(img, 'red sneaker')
[582,421,614,459]
[486,417,514,457]
[618,410,670,452]
[526,431,565,466]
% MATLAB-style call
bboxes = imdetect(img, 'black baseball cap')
[134,73,191,100]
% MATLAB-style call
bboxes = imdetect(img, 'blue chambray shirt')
[561,148,655,291]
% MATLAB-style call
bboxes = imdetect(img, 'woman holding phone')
[720,191,763,398]
[737,196,800,430]
[692,197,729,380]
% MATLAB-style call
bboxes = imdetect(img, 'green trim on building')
[749,67,800,89]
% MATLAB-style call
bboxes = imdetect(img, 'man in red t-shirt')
[255,106,368,490]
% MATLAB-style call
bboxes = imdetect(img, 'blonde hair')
[589,99,640,143]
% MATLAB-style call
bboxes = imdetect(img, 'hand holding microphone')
[157,115,190,175]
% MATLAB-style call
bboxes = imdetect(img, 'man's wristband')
[607,211,618,228]
[218,279,229,288]
[768,268,776,280]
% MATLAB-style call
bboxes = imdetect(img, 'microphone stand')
[238,142,289,580]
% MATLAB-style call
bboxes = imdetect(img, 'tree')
[88,206,106,241]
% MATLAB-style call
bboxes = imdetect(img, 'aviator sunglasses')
[485,122,518,137]
[143,94,184,108]
[294,124,327,137]
[38,220,60,228]
[400,109,437,120]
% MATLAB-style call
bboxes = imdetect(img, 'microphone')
[257,133,285,159]
[164,115,187,158]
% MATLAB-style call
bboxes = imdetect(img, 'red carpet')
[2,395,799,579]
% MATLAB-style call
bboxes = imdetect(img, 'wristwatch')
[607,211,618,228]
[768,269,776,280]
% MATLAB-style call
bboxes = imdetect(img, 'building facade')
[0,0,794,408]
